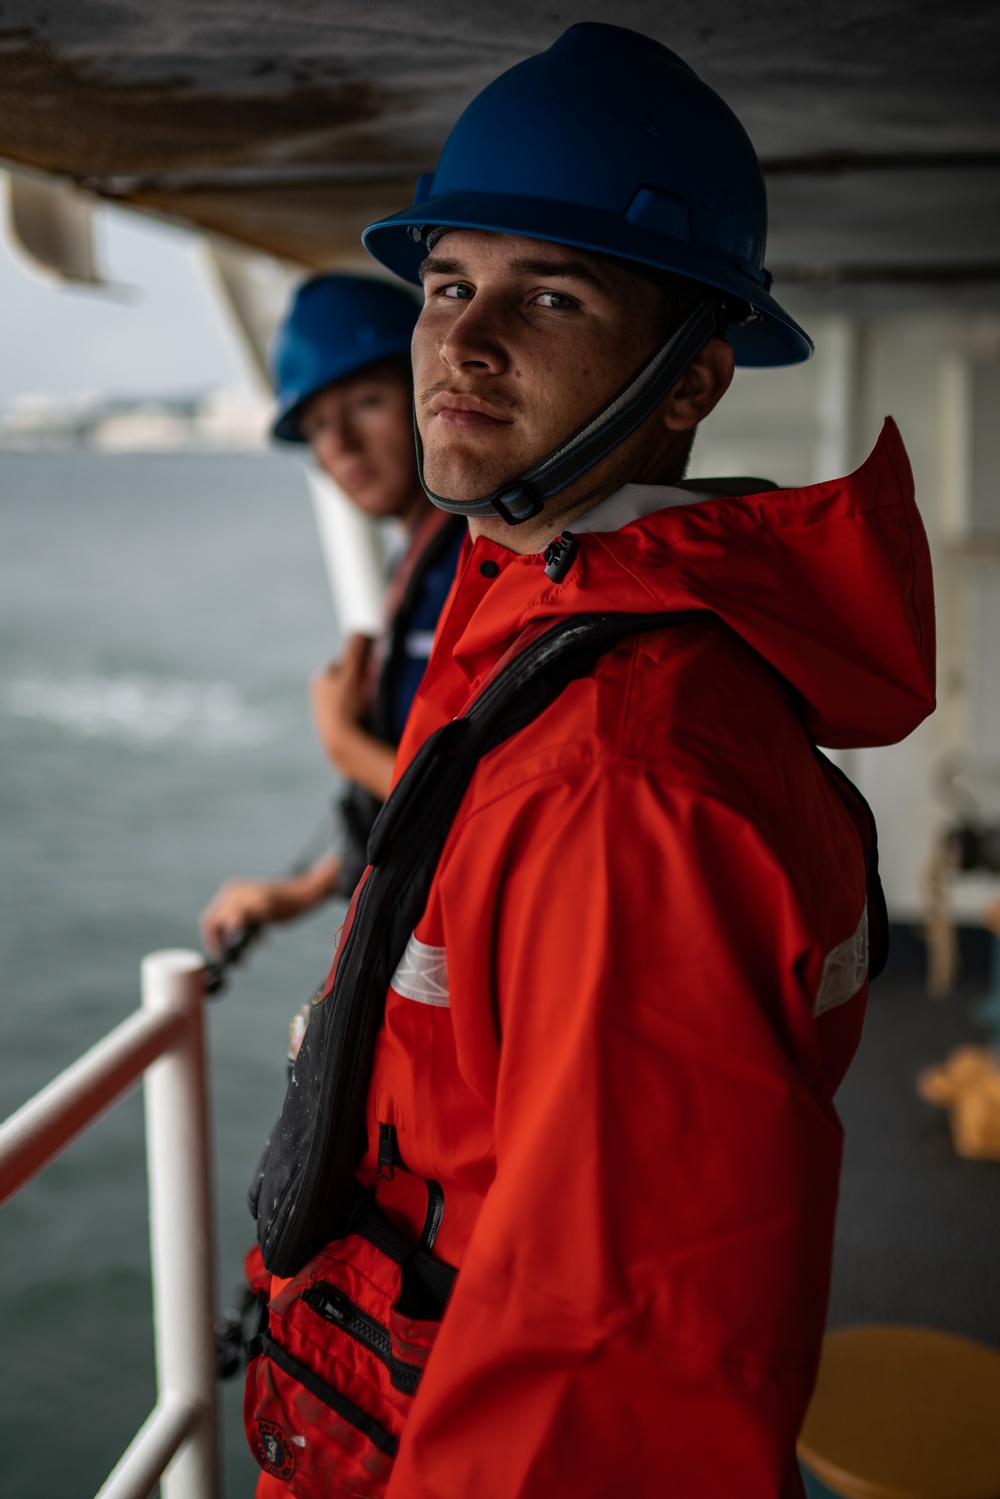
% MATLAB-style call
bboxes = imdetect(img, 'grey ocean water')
[0,451,350,1496]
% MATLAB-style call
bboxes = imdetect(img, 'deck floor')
[827,927,1000,1347]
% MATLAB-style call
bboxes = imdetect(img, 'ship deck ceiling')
[1,1,999,311]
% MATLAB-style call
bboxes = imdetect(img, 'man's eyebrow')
[418,255,465,282]
[508,257,610,292]
[418,253,610,293]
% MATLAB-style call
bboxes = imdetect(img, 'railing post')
[142,950,219,1499]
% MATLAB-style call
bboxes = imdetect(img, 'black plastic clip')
[492,482,544,526]
[378,1122,397,1181]
[543,531,580,582]
[202,922,261,997]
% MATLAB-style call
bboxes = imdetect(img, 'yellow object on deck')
[918,1045,1000,1161]
[798,1326,1000,1499]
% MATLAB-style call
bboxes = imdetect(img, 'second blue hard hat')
[271,274,420,443]
[363,23,809,367]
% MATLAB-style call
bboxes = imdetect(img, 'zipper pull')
[543,531,579,582]
[377,1122,397,1181]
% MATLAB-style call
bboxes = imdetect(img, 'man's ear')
[661,337,735,432]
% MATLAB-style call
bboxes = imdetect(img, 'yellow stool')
[798,1326,1000,1499]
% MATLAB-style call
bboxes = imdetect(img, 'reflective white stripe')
[814,902,868,1017]
[390,934,450,1007]
[404,629,437,660]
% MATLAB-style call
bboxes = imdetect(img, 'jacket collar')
[439,418,935,751]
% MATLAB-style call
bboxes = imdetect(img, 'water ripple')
[3,672,273,750]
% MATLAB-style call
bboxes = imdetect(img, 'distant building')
[0,387,269,451]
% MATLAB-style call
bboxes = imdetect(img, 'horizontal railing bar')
[0,1004,185,1208]
[95,1393,202,1499]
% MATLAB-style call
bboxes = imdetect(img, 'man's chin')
[422,451,522,504]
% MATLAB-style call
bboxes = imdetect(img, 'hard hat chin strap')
[415,301,723,526]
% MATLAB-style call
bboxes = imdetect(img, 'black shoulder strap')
[252,609,697,1276]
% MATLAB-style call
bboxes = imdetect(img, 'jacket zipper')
[302,1280,423,1396]
[304,1281,393,1363]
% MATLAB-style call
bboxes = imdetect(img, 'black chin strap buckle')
[490,483,544,526]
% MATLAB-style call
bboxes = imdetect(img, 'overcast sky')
[0,193,258,411]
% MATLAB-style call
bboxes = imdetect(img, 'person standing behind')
[200,274,464,960]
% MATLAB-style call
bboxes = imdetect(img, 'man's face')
[299,362,417,519]
[413,231,674,504]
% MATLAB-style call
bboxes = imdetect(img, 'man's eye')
[440,282,474,300]
[534,290,576,310]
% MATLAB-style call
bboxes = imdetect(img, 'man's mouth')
[428,392,515,430]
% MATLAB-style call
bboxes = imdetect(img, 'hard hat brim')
[363,192,811,368]
[269,335,414,444]
[272,397,313,444]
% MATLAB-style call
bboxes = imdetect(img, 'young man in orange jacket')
[249,25,935,1498]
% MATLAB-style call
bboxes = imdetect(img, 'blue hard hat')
[363,23,809,367]
[271,274,421,443]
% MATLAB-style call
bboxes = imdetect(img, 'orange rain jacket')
[265,419,935,1499]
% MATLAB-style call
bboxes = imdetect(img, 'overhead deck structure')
[1,0,999,311]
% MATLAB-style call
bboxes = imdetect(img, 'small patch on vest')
[815,902,869,1017]
[256,1419,296,1479]
[404,628,437,660]
[391,934,450,1007]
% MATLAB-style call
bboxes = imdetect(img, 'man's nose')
[438,294,510,376]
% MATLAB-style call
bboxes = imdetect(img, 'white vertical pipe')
[938,353,972,542]
[141,950,218,1499]
[306,462,387,638]
[936,353,974,769]
[813,316,859,485]
[199,239,389,637]
[812,317,861,778]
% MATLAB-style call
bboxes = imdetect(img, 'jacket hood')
[453,418,935,749]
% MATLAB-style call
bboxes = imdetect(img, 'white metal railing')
[0,949,219,1499]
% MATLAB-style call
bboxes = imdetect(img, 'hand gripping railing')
[0,950,219,1499]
